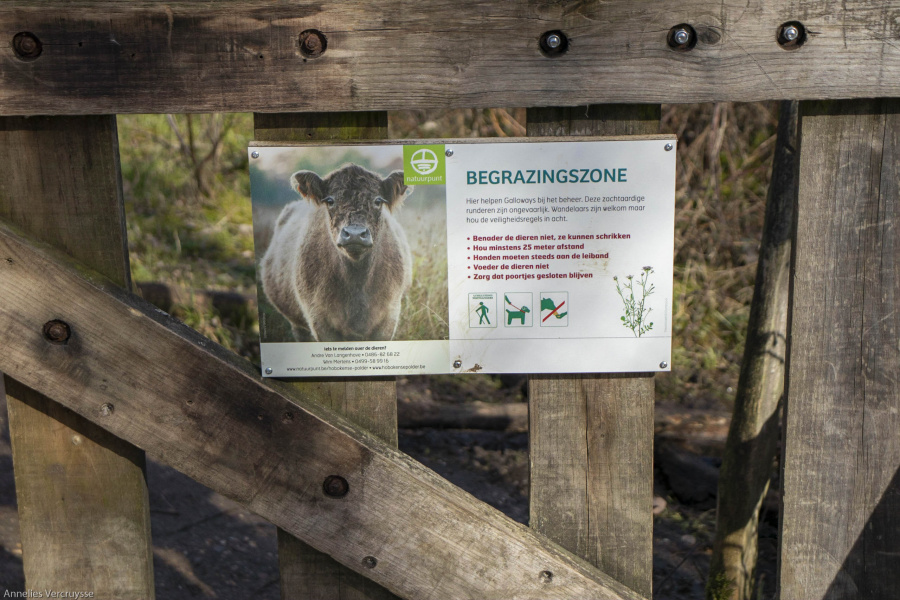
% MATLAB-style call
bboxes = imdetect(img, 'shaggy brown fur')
[261,164,412,342]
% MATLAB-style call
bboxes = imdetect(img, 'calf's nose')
[339,225,373,247]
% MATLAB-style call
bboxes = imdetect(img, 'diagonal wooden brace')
[0,220,647,600]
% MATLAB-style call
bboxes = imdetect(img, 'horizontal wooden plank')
[0,220,645,600]
[0,1,899,114]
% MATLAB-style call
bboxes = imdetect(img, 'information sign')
[250,137,676,376]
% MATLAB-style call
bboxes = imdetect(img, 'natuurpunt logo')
[403,144,445,185]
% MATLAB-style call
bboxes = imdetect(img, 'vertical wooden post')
[779,99,900,599]
[253,111,400,600]
[526,105,659,597]
[0,116,155,599]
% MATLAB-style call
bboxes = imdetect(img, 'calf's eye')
[374,196,386,207]
[323,196,336,207]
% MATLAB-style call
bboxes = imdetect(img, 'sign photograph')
[249,138,676,377]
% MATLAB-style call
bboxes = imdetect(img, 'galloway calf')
[261,164,413,342]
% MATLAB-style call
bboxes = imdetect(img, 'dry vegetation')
[119,103,778,407]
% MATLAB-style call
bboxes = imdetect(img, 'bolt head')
[453,359,462,369]
[299,29,327,58]
[362,556,378,569]
[323,475,349,498]
[659,361,669,369]
[539,570,554,583]
[264,366,273,374]
[673,29,690,45]
[546,34,562,49]
[251,151,260,159]
[445,149,454,157]
[12,32,42,60]
[99,403,114,417]
[665,143,674,151]
[43,320,71,344]
[783,25,799,42]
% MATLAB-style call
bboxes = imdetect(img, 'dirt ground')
[0,377,777,599]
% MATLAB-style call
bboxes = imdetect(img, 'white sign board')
[249,138,675,377]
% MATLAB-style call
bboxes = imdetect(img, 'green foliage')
[706,570,736,600]
[660,102,778,407]
[119,113,258,359]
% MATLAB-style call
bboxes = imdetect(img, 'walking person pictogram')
[476,301,491,325]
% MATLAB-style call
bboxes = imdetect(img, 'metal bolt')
[299,29,327,58]
[12,32,42,60]
[659,361,669,369]
[668,24,695,50]
[71,435,83,446]
[445,149,454,157]
[539,570,554,583]
[251,151,260,159]
[43,320,71,344]
[783,25,799,42]
[264,366,273,374]
[453,359,462,369]
[540,31,568,56]
[362,556,378,569]
[323,475,349,498]
[99,403,114,417]
[665,143,674,151]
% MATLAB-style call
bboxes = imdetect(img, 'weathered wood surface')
[2,1,900,115]
[780,99,900,599]
[255,110,400,600]
[708,100,796,600]
[0,116,155,598]
[527,105,657,597]
[0,222,646,600]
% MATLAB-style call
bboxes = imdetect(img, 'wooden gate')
[0,2,897,599]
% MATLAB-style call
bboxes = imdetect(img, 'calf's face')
[291,165,409,261]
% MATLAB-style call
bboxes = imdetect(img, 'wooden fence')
[0,2,897,599]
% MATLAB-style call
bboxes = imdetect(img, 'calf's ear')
[381,171,412,210]
[291,171,327,202]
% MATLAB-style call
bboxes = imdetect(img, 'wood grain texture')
[1,1,900,115]
[0,116,154,598]
[780,99,900,599]
[708,101,797,600]
[527,104,657,598]
[254,111,399,600]
[0,222,646,600]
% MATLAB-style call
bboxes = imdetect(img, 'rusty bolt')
[99,403,114,417]
[43,320,71,344]
[539,570,553,583]
[13,32,42,60]
[362,556,378,569]
[323,475,349,498]
[299,29,327,59]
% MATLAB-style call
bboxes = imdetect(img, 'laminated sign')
[249,137,676,377]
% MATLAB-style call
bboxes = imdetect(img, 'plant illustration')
[614,266,655,337]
